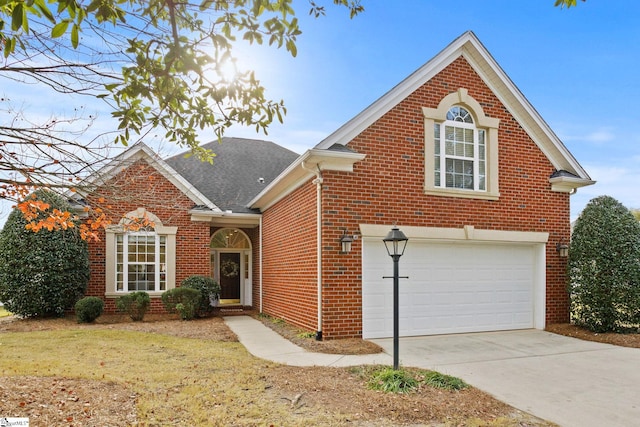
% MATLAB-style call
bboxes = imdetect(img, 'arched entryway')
[210,228,252,306]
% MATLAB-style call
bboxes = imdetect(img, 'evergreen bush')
[75,297,104,323]
[161,287,201,320]
[568,195,640,332]
[180,275,220,317]
[116,291,151,321]
[0,190,89,317]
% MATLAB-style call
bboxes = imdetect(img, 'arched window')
[423,88,500,199]
[210,228,251,249]
[434,106,486,191]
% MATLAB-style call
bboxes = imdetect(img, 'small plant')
[161,287,201,320]
[367,366,418,394]
[74,296,104,323]
[180,275,220,317]
[116,291,151,321]
[421,371,468,391]
[296,330,316,339]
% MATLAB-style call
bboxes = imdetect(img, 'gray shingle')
[165,137,299,213]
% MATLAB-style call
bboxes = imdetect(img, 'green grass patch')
[0,328,333,425]
[367,366,418,394]
[421,371,469,390]
[296,330,316,339]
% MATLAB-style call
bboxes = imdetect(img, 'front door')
[219,252,241,302]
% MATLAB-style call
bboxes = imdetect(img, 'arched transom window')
[211,228,251,249]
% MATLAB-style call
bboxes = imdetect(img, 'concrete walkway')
[224,316,640,427]
[223,315,391,367]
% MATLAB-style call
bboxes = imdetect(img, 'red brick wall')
[260,182,319,331]
[85,158,211,313]
[261,56,571,339]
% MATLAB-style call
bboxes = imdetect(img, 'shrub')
[180,275,220,317]
[367,367,418,394]
[568,195,640,332]
[0,189,89,318]
[161,287,201,320]
[74,297,104,323]
[116,291,151,321]
[421,371,468,390]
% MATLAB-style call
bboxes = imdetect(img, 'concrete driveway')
[371,330,640,427]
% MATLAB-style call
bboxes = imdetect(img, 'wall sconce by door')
[340,230,354,253]
[556,239,569,257]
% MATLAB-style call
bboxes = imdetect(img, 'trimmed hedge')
[180,275,220,317]
[116,291,151,321]
[568,195,640,332]
[0,189,89,318]
[75,297,104,323]
[161,287,201,320]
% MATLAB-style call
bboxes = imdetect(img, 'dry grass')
[0,307,10,318]
[0,315,555,426]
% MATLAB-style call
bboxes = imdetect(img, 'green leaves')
[2,0,362,157]
[51,20,69,37]
[568,195,640,332]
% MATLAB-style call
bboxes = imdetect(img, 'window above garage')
[423,88,500,200]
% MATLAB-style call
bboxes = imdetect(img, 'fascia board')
[461,41,593,181]
[314,31,592,183]
[76,142,220,211]
[189,210,262,226]
[549,175,597,193]
[249,149,366,211]
[314,33,472,151]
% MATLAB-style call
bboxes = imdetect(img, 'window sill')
[424,187,500,201]
[105,292,166,298]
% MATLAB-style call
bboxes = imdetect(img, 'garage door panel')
[363,239,538,339]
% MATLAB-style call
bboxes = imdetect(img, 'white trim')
[312,31,593,190]
[250,148,366,211]
[359,223,549,244]
[75,142,220,211]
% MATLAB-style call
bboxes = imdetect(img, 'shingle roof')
[165,137,299,213]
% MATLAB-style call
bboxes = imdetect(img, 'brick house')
[84,32,593,339]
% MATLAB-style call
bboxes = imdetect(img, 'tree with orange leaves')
[1,0,363,239]
[0,189,89,317]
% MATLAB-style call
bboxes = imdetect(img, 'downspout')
[302,161,323,341]
[259,215,263,313]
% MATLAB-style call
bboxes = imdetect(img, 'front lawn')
[0,316,551,426]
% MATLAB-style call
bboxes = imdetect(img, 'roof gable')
[83,142,219,210]
[315,31,592,184]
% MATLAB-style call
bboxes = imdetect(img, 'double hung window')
[434,106,486,191]
[423,88,499,199]
[116,231,167,292]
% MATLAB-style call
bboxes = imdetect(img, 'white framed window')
[434,106,486,191]
[423,88,500,200]
[116,231,167,292]
[105,208,177,296]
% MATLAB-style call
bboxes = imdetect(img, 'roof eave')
[313,30,592,182]
[249,149,366,211]
[549,176,596,193]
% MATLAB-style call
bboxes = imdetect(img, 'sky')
[2,0,640,224]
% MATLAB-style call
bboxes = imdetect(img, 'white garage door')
[362,239,540,339]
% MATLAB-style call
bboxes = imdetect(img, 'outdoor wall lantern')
[340,230,354,253]
[383,225,409,370]
[556,239,569,258]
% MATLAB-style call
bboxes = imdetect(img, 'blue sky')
[1,0,639,224]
